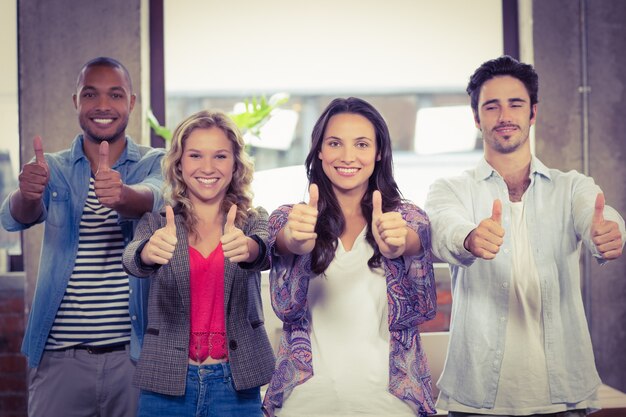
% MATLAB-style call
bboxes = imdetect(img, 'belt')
[69,343,128,354]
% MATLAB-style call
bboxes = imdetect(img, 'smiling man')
[0,57,164,417]
[425,56,625,417]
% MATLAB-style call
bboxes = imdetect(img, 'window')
[163,0,506,334]
[164,0,502,210]
[0,0,20,272]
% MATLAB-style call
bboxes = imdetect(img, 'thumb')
[98,141,110,173]
[308,183,319,209]
[593,193,605,224]
[225,204,237,233]
[491,199,502,224]
[33,136,46,166]
[165,205,176,235]
[372,190,383,219]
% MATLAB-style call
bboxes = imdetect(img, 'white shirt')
[438,199,599,414]
[278,227,414,417]
[494,200,551,413]
[425,157,624,408]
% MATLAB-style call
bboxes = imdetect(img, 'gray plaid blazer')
[122,207,275,396]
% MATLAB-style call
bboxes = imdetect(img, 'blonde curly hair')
[162,109,255,235]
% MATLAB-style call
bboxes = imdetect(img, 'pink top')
[188,243,227,362]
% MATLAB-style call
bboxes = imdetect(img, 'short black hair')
[467,55,538,114]
[76,57,133,92]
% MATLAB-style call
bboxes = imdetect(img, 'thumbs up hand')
[372,190,407,259]
[463,199,505,260]
[140,205,178,266]
[283,183,319,255]
[18,136,50,201]
[221,204,253,263]
[490,198,502,224]
[94,141,124,209]
[591,193,623,260]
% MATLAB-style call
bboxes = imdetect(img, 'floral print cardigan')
[262,202,438,417]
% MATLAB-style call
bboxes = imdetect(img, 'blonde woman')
[123,110,275,416]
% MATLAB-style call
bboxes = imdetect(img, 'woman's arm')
[269,205,314,324]
[122,211,165,278]
[386,202,437,329]
[236,206,271,271]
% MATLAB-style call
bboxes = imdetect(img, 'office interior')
[0,1,625,416]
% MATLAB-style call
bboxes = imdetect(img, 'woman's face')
[180,127,235,206]
[318,112,379,197]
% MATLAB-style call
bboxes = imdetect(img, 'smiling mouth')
[495,125,518,134]
[197,177,218,185]
[335,167,360,175]
[92,118,115,126]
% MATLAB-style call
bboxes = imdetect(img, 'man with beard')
[0,57,164,417]
[425,56,625,417]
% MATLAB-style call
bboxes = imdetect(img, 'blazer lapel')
[223,258,237,315]
[222,213,238,315]
[173,214,191,313]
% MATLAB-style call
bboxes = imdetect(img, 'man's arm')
[94,142,163,219]
[110,184,155,219]
[9,136,49,225]
[9,190,46,225]
[571,175,625,262]
[590,193,623,260]
[424,178,480,266]
[463,199,505,260]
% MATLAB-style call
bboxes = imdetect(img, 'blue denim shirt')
[0,135,165,368]
[424,156,626,409]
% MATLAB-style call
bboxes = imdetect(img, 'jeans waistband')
[187,362,231,378]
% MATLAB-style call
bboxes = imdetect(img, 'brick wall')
[419,263,453,333]
[420,277,453,333]
[0,273,27,417]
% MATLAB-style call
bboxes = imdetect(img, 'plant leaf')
[147,109,173,142]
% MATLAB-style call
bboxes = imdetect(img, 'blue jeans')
[137,362,262,417]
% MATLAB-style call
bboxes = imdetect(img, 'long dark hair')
[304,97,403,274]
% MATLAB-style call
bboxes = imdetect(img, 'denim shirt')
[0,135,165,368]
[424,156,626,409]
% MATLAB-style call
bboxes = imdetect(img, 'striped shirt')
[46,177,131,349]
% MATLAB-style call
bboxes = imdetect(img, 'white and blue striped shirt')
[46,177,131,349]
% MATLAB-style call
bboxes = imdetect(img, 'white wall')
[0,0,19,174]
[165,0,503,95]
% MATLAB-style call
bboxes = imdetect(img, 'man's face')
[475,75,537,155]
[73,65,135,144]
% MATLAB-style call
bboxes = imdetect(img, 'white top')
[494,200,552,413]
[278,227,414,417]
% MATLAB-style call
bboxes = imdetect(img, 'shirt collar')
[70,134,139,166]
[529,155,552,181]
[475,158,498,180]
[475,155,552,182]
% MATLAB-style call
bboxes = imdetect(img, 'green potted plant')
[147,93,289,145]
